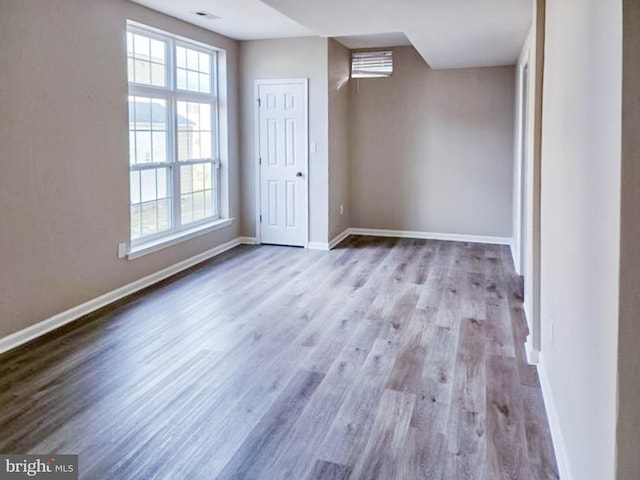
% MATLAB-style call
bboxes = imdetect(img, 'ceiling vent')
[193,11,220,20]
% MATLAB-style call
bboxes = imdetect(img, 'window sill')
[128,218,235,260]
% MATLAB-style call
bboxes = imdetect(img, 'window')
[127,24,223,245]
[351,50,393,78]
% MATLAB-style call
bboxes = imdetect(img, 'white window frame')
[127,22,230,255]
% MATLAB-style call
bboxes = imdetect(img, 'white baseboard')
[307,228,511,252]
[521,301,540,365]
[525,337,540,364]
[238,236,258,245]
[329,228,351,249]
[511,239,523,275]
[348,228,511,245]
[0,237,255,356]
[307,242,330,251]
[538,353,573,480]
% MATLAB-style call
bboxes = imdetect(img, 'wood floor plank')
[522,386,560,479]
[485,298,516,358]
[485,354,532,480]
[214,370,325,480]
[307,460,352,480]
[409,322,458,435]
[444,317,488,480]
[0,237,558,480]
[259,313,380,480]
[314,338,398,466]
[348,388,416,480]
[397,428,447,480]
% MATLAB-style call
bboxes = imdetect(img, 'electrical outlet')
[340,204,344,216]
[118,242,128,259]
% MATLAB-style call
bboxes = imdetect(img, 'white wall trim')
[307,242,330,251]
[329,228,351,249]
[238,236,258,245]
[525,338,540,364]
[511,239,523,275]
[538,353,574,480]
[0,237,255,356]
[521,300,540,365]
[348,228,511,245]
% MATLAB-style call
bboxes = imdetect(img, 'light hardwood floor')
[0,236,558,479]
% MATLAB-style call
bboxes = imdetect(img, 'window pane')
[176,46,186,68]
[176,101,214,161]
[129,131,136,165]
[176,102,188,127]
[140,169,157,202]
[157,198,171,231]
[127,58,134,83]
[134,34,150,60]
[204,189,213,217]
[128,33,167,87]
[128,97,167,165]
[141,201,158,236]
[193,163,205,191]
[131,204,142,240]
[134,59,151,85]
[200,131,212,159]
[150,63,166,87]
[177,132,191,161]
[181,194,193,224]
[177,68,187,90]
[150,39,165,63]
[199,52,210,74]
[130,171,140,204]
[150,99,167,130]
[187,48,199,70]
[180,165,193,194]
[152,132,166,163]
[204,162,212,186]
[200,104,212,130]
[193,191,205,221]
[132,97,150,130]
[127,32,134,57]
[187,71,199,91]
[176,46,213,93]
[136,131,151,164]
[157,167,168,198]
[199,74,210,93]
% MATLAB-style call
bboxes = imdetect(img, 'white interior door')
[256,79,308,247]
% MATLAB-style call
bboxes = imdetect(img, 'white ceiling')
[131,0,533,69]
[129,0,314,40]
[334,32,411,50]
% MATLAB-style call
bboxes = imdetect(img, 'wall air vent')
[193,11,220,20]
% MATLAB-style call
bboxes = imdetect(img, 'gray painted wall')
[238,37,329,243]
[539,0,622,478]
[328,39,351,239]
[348,47,515,237]
[0,0,240,338]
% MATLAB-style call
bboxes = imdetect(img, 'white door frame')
[254,78,309,246]
[515,57,530,276]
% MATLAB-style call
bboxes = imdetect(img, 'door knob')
[296,172,303,177]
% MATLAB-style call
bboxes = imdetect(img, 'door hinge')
[259,157,262,165]
[260,214,262,223]
[258,98,261,107]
